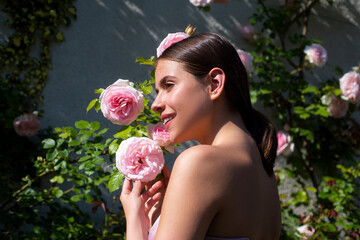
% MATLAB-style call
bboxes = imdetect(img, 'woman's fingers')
[121,178,132,195]
[132,180,146,195]
[144,192,162,215]
[141,180,163,202]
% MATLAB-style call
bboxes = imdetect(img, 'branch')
[286,0,321,28]
[0,170,52,210]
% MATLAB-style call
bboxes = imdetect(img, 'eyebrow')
[155,75,176,93]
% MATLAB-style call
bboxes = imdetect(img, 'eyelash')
[164,81,174,89]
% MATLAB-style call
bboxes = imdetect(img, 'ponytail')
[243,109,278,177]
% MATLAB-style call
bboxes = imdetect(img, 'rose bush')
[156,32,189,57]
[339,71,360,103]
[304,43,327,67]
[116,137,164,182]
[13,113,41,137]
[99,79,144,125]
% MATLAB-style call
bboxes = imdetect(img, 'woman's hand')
[148,164,171,225]
[120,178,164,240]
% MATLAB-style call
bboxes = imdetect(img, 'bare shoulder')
[172,145,225,178]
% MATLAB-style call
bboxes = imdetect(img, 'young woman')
[120,32,281,240]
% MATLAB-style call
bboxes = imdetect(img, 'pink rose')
[241,25,257,43]
[116,137,164,182]
[304,43,327,67]
[99,79,144,125]
[277,131,294,156]
[189,0,213,7]
[147,123,174,153]
[156,32,189,58]
[296,225,315,239]
[328,97,348,118]
[339,71,360,103]
[13,113,41,137]
[236,49,253,73]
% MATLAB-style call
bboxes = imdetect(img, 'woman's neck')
[196,104,249,146]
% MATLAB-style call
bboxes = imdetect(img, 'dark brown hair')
[157,32,277,176]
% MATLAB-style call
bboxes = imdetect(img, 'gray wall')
[40,0,360,164]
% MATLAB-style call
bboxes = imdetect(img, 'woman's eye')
[165,82,174,89]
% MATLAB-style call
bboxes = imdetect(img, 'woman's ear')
[208,68,225,100]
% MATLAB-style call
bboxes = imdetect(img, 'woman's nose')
[151,95,164,113]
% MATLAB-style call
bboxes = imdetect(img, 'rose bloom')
[99,79,144,125]
[189,0,214,7]
[116,137,165,182]
[236,49,253,73]
[156,32,189,58]
[13,113,41,137]
[241,25,257,43]
[277,131,294,156]
[328,97,348,118]
[147,123,171,147]
[304,43,327,67]
[339,71,360,103]
[147,123,174,153]
[296,225,315,239]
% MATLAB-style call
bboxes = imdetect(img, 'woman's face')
[152,59,212,143]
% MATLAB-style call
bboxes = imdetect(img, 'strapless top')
[148,216,249,240]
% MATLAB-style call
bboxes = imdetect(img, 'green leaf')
[50,175,64,184]
[109,140,119,155]
[86,99,97,113]
[108,170,124,193]
[46,149,58,161]
[69,140,81,146]
[135,56,155,66]
[114,126,133,139]
[43,138,56,149]
[90,121,101,131]
[94,88,104,94]
[93,157,105,164]
[56,31,64,41]
[70,194,82,202]
[75,120,90,129]
[95,100,101,112]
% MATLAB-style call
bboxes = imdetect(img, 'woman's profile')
[120,32,281,240]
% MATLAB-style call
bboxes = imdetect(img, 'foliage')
[0,63,158,238]
[0,0,77,200]
[247,0,360,238]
